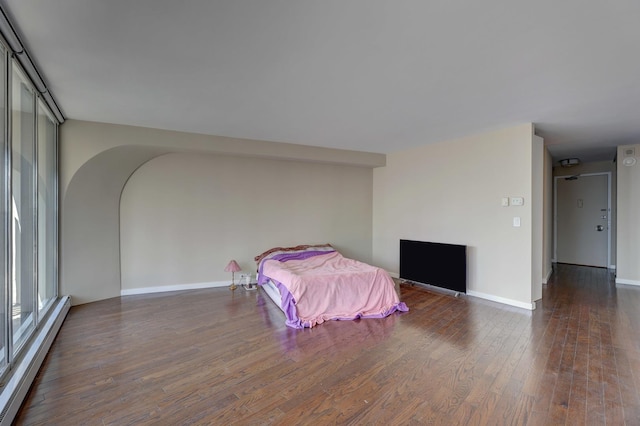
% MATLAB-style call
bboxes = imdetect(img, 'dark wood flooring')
[15,264,640,425]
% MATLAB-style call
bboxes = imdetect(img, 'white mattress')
[261,279,283,312]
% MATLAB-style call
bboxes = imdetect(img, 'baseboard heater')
[400,239,467,293]
[0,296,71,425]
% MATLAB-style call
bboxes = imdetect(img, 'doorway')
[554,173,611,268]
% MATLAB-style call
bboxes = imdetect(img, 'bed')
[255,244,408,328]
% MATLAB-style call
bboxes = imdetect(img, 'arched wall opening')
[60,120,384,305]
[61,146,172,304]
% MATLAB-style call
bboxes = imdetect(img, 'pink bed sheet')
[262,251,408,328]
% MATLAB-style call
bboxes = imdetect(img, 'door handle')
[596,225,604,231]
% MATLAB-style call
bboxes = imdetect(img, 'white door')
[556,174,609,267]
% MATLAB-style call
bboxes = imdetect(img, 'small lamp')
[225,260,241,291]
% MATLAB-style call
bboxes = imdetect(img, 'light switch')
[513,217,521,227]
[501,197,509,207]
[510,197,524,206]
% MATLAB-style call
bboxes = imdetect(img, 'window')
[0,43,6,373]
[37,99,57,316]
[11,62,36,354]
[0,52,59,377]
[0,21,62,423]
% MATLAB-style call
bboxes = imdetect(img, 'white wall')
[120,153,373,291]
[616,144,640,285]
[373,123,538,309]
[61,119,548,307]
[60,120,383,304]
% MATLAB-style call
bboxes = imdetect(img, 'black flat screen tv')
[400,239,467,293]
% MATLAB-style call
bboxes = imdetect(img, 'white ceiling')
[3,0,639,163]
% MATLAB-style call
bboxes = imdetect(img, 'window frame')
[0,38,59,381]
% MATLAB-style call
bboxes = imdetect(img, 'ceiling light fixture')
[559,158,580,167]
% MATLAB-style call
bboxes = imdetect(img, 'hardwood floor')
[15,264,640,425]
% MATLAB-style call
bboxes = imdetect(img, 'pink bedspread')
[262,251,406,328]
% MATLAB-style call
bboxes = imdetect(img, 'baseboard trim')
[121,281,230,296]
[466,290,536,310]
[542,268,553,284]
[609,264,616,270]
[615,278,640,287]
